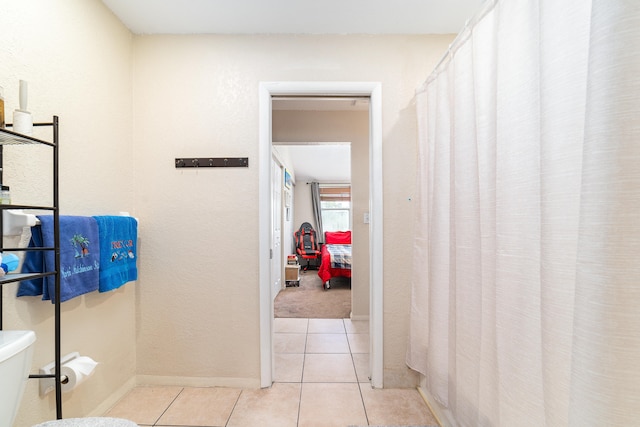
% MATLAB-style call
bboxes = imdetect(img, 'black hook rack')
[175,157,249,168]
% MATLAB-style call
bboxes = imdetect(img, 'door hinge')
[270,249,273,259]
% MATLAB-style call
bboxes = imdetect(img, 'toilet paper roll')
[13,110,33,135]
[60,356,99,393]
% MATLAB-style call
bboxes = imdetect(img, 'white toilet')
[0,330,36,427]
[1,330,137,427]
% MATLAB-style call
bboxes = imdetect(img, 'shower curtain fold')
[408,0,640,425]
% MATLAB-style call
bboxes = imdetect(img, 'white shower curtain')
[408,1,640,425]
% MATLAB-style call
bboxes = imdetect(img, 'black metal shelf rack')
[0,117,62,419]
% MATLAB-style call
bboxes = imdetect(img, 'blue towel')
[93,216,138,292]
[18,215,100,302]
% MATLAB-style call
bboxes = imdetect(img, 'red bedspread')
[318,231,352,284]
[318,244,352,283]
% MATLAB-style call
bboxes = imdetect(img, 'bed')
[318,231,352,289]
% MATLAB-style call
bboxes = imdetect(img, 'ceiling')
[100,0,483,182]
[100,0,483,35]
[275,144,351,183]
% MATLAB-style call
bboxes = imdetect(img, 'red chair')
[294,222,321,271]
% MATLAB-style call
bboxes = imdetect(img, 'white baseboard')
[417,383,458,427]
[88,376,137,417]
[350,313,370,321]
[135,375,261,389]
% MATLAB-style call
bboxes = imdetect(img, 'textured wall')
[0,0,135,424]
[133,34,454,387]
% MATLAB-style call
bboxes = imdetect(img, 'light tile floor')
[105,318,438,427]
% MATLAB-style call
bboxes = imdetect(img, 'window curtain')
[311,181,324,243]
[408,1,640,426]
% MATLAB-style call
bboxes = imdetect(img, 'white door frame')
[259,81,383,388]
[270,155,283,299]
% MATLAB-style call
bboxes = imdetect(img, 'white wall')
[133,34,454,388]
[293,180,314,237]
[0,0,135,424]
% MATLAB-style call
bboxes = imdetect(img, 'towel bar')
[2,211,138,237]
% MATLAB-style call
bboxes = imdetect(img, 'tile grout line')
[296,319,310,427]
[346,318,371,426]
[152,387,185,427]
[357,382,371,426]
[297,353,305,427]
[224,389,244,427]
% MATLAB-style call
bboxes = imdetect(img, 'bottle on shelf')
[1,185,11,204]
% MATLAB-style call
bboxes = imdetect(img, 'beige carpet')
[274,270,351,318]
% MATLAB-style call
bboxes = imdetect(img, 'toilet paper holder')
[38,352,78,396]
[2,209,38,236]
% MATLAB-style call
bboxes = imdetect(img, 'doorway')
[259,81,383,388]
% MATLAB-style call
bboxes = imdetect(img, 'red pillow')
[325,231,351,244]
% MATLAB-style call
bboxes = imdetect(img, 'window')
[320,185,351,232]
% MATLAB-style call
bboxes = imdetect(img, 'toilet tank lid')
[0,330,36,362]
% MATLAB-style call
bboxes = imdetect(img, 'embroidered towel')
[93,216,138,292]
[18,215,100,302]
